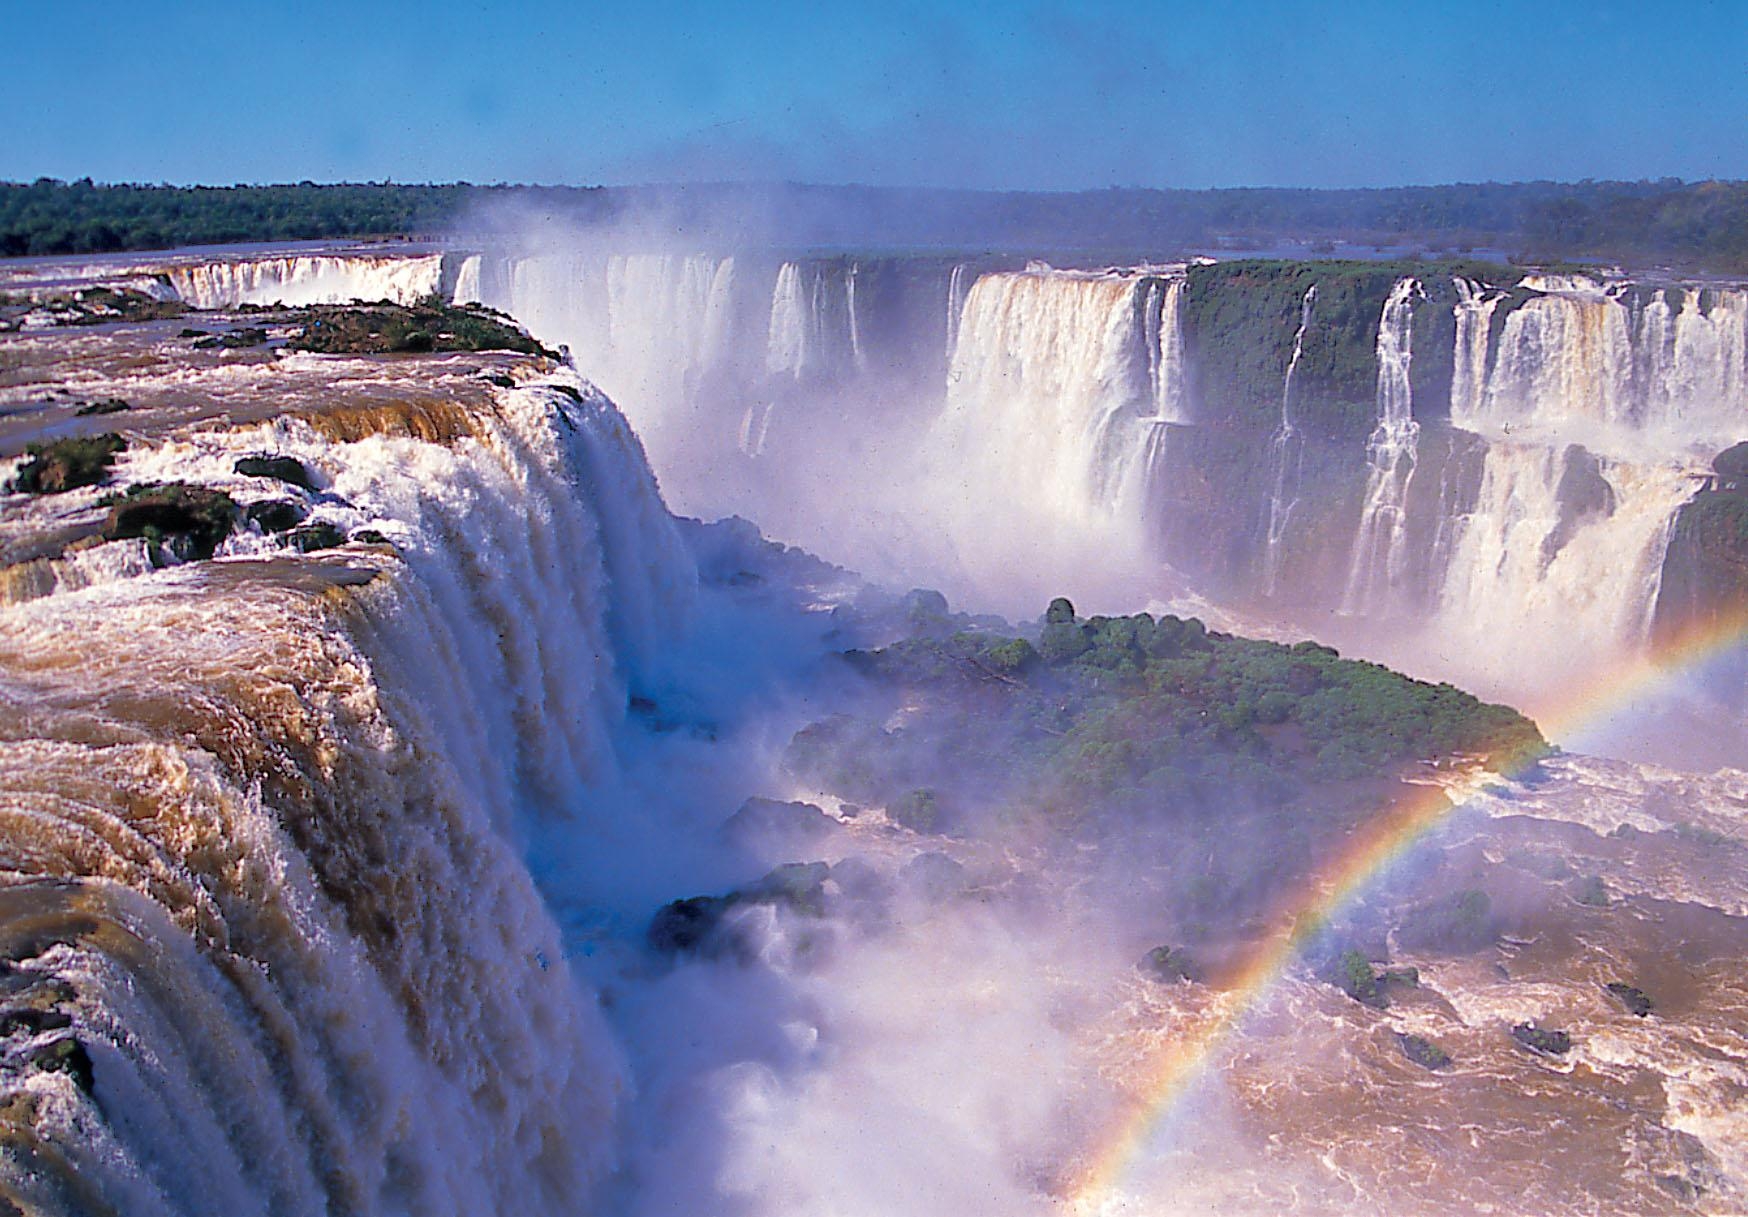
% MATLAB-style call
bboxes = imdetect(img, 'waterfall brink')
[1342,277,1422,614]
[1458,278,1748,451]
[0,372,695,1216]
[946,263,971,355]
[936,269,1184,520]
[164,254,445,308]
[1262,284,1318,597]
[766,261,859,379]
[923,267,1187,602]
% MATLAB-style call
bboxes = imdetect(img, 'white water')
[1341,278,1421,614]
[164,253,445,308]
[923,268,1189,604]
[766,261,859,379]
[1457,280,1748,454]
[0,370,697,1215]
[1262,285,1318,597]
[1433,445,1694,665]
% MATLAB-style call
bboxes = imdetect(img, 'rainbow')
[1067,607,1748,1212]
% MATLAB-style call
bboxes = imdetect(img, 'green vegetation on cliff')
[789,597,1545,838]
[1181,259,1515,438]
[288,300,555,357]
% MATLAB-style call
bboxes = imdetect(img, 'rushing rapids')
[0,310,695,1213]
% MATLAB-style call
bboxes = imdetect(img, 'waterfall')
[1632,286,1748,446]
[1262,284,1318,597]
[1432,443,1694,663]
[1455,279,1748,452]
[164,253,445,308]
[1341,277,1422,614]
[935,269,1186,520]
[765,261,859,379]
[0,373,696,1215]
[846,262,866,371]
[1142,275,1189,424]
[1451,277,1502,425]
[946,263,971,354]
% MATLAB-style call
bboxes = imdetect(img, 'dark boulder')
[234,454,316,491]
[1397,1033,1452,1071]
[9,434,125,494]
[1605,982,1653,1017]
[647,862,832,958]
[1139,945,1200,984]
[1510,1022,1571,1056]
[245,500,305,533]
[723,797,839,846]
[285,522,345,553]
[899,851,965,899]
[104,483,238,560]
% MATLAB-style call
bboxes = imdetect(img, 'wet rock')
[1139,945,1200,984]
[103,483,238,560]
[647,895,737,955]
[647,862,831,957]
[234,454,316,491]
[723,797,839,846]
[899,851,966,899]
[887,787,952,834]
[351,528,391,546]
[29,1036,93,1093]
[1510,1022,1571,1056]
[1605,982,1654,1017]
[284,522,346,553]
[73,397,130,417]
[193,326,267,350]
[1397,1033,1452,1071]
[744,862,831,916]
[1326,948,1389,1009]
[8,434,125,494]
[244,500,305,533]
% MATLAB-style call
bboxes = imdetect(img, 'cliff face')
[1653,480,1748,642]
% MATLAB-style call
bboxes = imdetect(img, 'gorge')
[2,239,1746,1215]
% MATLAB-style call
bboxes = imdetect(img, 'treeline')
[0,180,607,257]
[4,177,1747,270]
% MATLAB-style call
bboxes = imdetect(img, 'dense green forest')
[4,176,1747,269]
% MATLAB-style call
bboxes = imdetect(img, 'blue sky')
[9,0,1746,189]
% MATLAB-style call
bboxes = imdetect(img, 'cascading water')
[1262,284,1318,597]
[925,267,1188,604]
[1451,277,1502,424]
[1341,277,1421,614]
[1430,275,1744,675]
[0,369,697,1216]
[1432,444,1695,664]
[946,263,971,354]
[765,261,860,379]
[163,253,445,308]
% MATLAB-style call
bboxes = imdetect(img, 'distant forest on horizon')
[3,177,1747,271]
